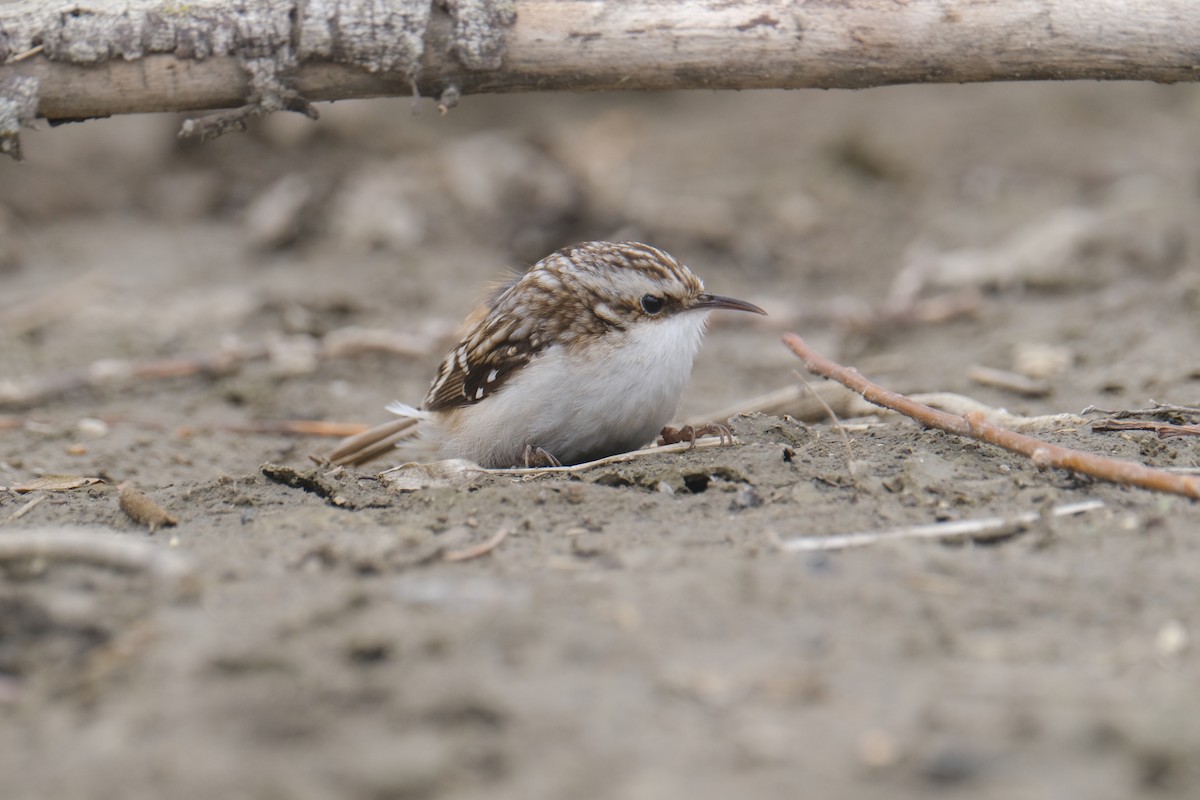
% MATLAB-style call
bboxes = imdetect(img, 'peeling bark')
[1,0,1199,158]
[0,0,509,153]
[0,73,37,159]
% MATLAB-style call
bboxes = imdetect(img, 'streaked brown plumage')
[329,241,764,468]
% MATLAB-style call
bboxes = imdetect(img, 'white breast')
[437,311,711,467]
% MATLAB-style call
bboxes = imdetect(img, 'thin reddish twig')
[221,420,369,437]
[782,333,1200,500]
[443,527,511,562]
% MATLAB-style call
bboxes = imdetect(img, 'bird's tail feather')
[327,415,420,467]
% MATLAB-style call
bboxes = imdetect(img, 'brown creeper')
[328,241,765,469]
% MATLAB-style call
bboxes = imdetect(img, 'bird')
[327,241,766,469]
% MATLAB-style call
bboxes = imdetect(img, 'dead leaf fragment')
[8,475,104,493]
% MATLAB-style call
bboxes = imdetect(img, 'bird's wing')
[422,309,545,412]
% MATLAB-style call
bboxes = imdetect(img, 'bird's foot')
[657,423,734,450]
[522,444,563,468]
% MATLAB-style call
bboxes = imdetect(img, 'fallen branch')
[3,1,1200,156]
[782,333,1200,500]
[779,499,1105,552]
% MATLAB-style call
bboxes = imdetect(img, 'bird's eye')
[640,294,664,314]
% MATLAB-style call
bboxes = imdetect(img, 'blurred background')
[4,82,1200,800]
[3,84,1199,464]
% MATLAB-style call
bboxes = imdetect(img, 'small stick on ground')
[779,500,1105,552]
[5,43,44,64]
[6,494,46,521]
[443,527,511,562]
[796,371,859,478]
[782,332,1200,500]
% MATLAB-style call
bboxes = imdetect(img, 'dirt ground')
[2,81,1200,799]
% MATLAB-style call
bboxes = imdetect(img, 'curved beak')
[692,293,767,315]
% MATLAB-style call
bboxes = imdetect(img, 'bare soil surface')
[2,83,1200,799]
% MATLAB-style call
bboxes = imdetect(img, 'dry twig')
[782,333,1200,500]
[796,372,859,478]
[4,43,43,63]
[443,527,511,562]
[6,493,45,521]
[779,500,1105,552]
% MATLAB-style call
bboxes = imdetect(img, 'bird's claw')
[522,444,562,468]
[657,423,734,450]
